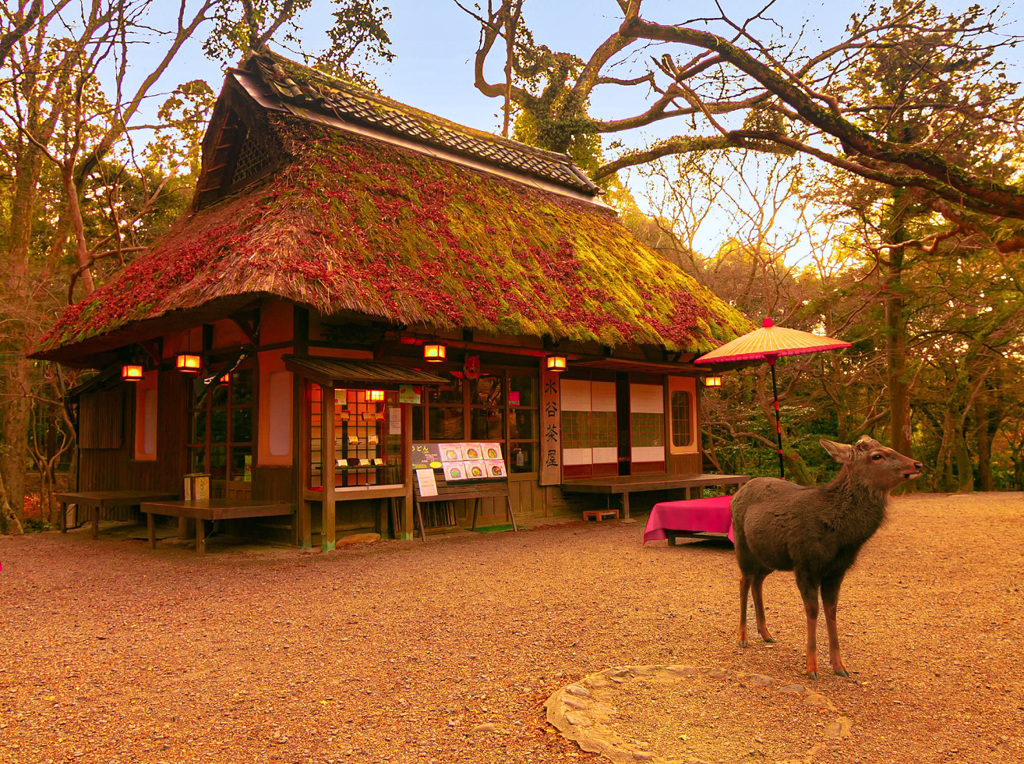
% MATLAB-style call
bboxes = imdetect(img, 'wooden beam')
[229,309,261,347]
[136,339,162,366]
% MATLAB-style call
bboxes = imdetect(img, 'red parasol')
[695,318,852,478]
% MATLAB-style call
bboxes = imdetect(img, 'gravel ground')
[1,492,1022,763]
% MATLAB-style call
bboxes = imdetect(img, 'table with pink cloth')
[643,495,735,544]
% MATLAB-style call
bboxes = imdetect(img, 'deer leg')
[751,573,775,643]
[738,575,751,647]
[821,575,849,677]
[796,572,820,680]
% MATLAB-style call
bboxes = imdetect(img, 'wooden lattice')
[232,132,273,187]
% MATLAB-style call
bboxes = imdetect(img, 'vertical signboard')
[539,361,562,486]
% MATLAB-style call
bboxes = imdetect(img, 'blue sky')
[300,0,850,134]
[139,0,1024,151]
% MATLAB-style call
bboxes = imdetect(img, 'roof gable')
[241,49,600,197]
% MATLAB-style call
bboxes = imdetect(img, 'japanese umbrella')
[694,318,852,479]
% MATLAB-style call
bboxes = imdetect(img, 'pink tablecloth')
[643,495,734,543]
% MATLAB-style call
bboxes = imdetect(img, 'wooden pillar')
[321,385,336,552]
[295,377,312,549]
[294,307,311,549]
[401,402,414,539]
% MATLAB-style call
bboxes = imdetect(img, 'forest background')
[1,0,1023,534]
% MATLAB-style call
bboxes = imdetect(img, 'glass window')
[509,375,536,407]
[188,365,255,484]
[428,407,465,441]
[671,390,693,447]
[412,368,539,475]
[509,374,537,474]
[308,384,403,489]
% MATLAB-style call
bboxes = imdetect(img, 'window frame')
[667,376,699,455]
[187,362,257,483]
[412,366,540,476]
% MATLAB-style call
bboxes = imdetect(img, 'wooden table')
[560,473,749,519]
[56,490,179,539]
[141,499,295,555]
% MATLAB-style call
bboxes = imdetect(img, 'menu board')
[415,441,508,481]
[411,443,443,470]
[415,468,438,497]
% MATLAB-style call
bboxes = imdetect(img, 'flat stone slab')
[544,665,851,763]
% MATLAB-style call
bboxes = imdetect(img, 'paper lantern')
[176,354,202,373]
[545,355,567,372]
[121,364,144,382]
[423,344,447,362]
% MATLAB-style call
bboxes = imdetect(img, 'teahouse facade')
[32,49,750,549]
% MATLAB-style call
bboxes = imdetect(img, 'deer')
[731,435,923,679]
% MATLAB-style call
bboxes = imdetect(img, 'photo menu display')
[414,442,505,481]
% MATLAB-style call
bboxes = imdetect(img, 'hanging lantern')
[703,375,723,388]
[423,344,447,362]
[545,355,567,372]
[367,389,385,402]
[121,364,144,382]
[176,353,202,373]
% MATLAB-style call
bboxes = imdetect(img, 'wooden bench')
[561,473,750,519]
[56,490,179,539]
[141,499,294,555]
[413,476,517,541]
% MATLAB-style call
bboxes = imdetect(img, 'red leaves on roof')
[38,112,749,355]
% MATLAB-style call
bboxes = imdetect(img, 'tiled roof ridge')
[243,48,601,196]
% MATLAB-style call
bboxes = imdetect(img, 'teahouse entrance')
[187,361,256,501]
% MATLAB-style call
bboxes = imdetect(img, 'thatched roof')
[33,50,749,363]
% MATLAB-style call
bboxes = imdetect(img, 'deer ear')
[820,439,854,464]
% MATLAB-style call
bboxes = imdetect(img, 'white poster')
[415,468,438,497]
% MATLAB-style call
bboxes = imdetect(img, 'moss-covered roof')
[34,56,750,361]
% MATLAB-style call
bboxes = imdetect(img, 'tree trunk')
[937,410,955,492]
[974,397,994,491]
[0,465,25,535]
[884,189,913,458]
[953,415,974,492]
[1,141,45,524]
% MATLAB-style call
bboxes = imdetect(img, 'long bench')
[56,490,179,539]
[560,473,749,519]
[141,499,294,555]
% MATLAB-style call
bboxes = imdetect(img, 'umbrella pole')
[769,358,785,479]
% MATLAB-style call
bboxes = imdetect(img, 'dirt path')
[1,492,1022,763]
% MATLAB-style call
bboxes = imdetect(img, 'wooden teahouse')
[32,49,751,551]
